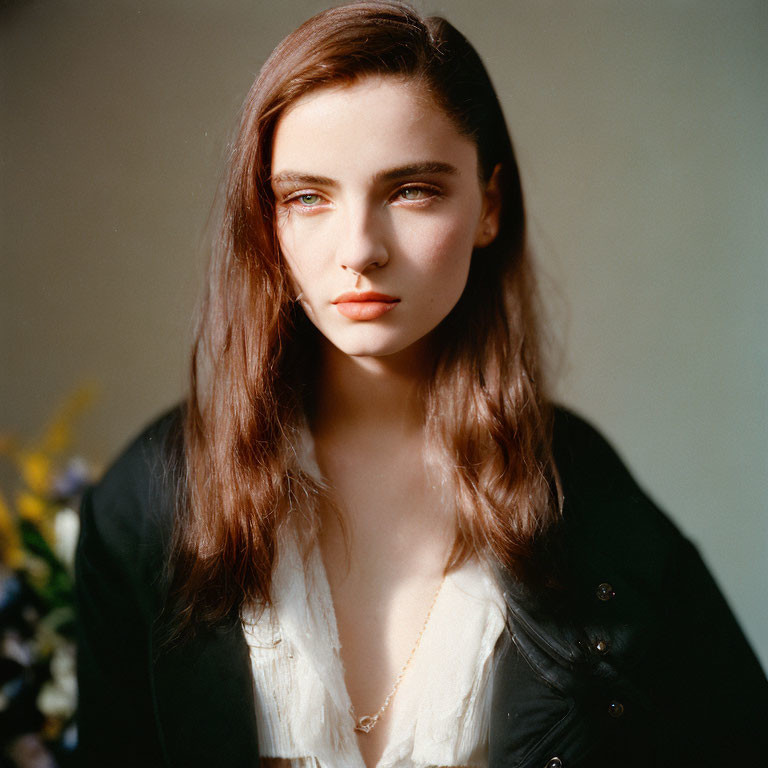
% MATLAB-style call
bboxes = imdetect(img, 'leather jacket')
[75,407,768,767]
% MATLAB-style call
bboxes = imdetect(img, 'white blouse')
[241,531,507,768]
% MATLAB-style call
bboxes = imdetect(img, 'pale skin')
[272,75,500,766]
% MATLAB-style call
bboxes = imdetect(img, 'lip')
[332,291,400,304]
[331,291,400,321]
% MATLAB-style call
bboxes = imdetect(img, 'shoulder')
[551,404,666,513]
[493,409,768,764]
[79,404,184,607]
[506,408,768,759]
[91,403,183,521]
[549,405,685,593]
[541,408,761,685]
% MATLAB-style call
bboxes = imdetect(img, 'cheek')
[278,212,341,291]
[278,227,319,287]
[403,215,476,286]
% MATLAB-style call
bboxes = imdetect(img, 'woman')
[74,2,768,767]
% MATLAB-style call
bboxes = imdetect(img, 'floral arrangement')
[0,387,98,768]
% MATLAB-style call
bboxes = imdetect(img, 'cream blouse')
[241,531,506,768]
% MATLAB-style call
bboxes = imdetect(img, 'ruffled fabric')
[241,532,506,768]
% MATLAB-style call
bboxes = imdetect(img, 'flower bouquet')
[1,388,98,768]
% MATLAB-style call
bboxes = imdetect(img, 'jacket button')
[596,582,615,601]
[595,639,609,654]
[545,759,563,768]
[608,700,625,718]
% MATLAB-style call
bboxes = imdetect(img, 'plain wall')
[2,0,766,667]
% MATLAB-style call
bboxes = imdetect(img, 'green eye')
[299,194,321,205]
[400,187,424,200]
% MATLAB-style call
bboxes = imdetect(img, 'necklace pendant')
[354,715,376,734]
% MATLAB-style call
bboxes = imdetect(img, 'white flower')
[54,507,79,570]
[51,642,75,681]
[37,680,73,719]
[36,643,77,719]
[2,629,33,667]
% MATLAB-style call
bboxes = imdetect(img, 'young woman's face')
[271,75,499,360]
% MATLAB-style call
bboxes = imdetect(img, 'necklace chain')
[352,575,446,734]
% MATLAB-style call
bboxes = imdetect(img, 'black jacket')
[75,407,768,767]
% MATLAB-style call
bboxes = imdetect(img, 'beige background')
[2,0,766,668]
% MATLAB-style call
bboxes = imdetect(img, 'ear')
[473,163,502,248]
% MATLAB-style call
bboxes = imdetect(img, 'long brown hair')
[166,0,560,640]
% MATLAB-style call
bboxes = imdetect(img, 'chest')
[314,440,457,760]
[242,537,506,767]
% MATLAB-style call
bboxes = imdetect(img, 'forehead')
[271,75,479,180]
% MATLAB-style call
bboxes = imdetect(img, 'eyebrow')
[270,161,459,188]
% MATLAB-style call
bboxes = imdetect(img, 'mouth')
[331,291,401,321]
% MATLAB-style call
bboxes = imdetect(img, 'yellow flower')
[16,491,56,549]
[0,491,24,569]
[20,451,51,495]
[25,553,51,590]
[17,491,47,523]
[2,384,99,566]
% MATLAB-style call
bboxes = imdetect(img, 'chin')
[339,342,409,358]
[330,332,424,360]
[312,316,437,361]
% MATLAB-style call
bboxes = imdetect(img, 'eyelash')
[279,184,441,210]
[392,185,440,203]
[279,192,326,210]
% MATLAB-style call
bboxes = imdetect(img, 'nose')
[336,202,389,275]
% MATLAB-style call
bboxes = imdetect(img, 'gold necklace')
[352,576,446,734]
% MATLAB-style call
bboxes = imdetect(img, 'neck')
[311,337,432,439]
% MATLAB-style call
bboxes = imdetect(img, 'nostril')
[340,258,385,273]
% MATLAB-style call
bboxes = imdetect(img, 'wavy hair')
[166,0,561,640]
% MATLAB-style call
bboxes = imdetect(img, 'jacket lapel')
[151,616,260,767]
